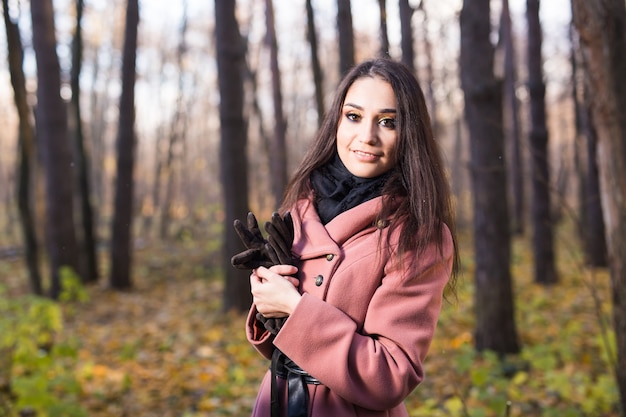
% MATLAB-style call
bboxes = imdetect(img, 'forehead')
[344,76,396,108]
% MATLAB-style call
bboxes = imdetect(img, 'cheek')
[335,124,351,148]
[384,135,399,157]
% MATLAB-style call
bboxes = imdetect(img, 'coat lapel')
[292,197,383,260]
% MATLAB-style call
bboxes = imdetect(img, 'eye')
[379,117,396,129]
[346,112,361,122]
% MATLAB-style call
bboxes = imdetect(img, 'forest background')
[0,0,625,416]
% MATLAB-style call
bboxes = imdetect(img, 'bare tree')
[500,0,525,236]
[160,1,189,239]
[3,0,42,294]
[569,21,607,267]
[109,0,139,290]
[70,0,99,283]
[418,1,438,137]
[460,0,520,354]
[572,0,626,410]
[377,0,390,57]
[337,0,355,76]
[215,0,252,312]
[526,0,557,285]
[265,0,288,207]
[399,0,416,73]
[305,0,325,126]
[31,0,80,299]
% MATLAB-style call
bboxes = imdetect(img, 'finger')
[266,223,291,256]
[267,213,290,243]
[265,243,280,265]
[247,212,264,241]
[234,219,254,247]
[267,264,298,276]
[250,270,262,285]
[283,212,294,242]
[231,248,260,266]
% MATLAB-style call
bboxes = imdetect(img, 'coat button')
[315,275,324,286]
[326,254,334,261]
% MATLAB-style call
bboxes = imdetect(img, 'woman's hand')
[251,265,301,318]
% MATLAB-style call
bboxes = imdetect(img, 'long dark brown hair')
[281,58,459,294]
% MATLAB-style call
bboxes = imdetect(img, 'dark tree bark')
[265,0,288,207]
[215,0,252,312]
[30,0,80,299]
[572,0,626,410]
[580,86,607,267]
[70,0,99,283]
[570,21,607,268]
[460,0,520,354]
[527,0,557,285]
[109,0,139,290]
[3,0,42,295]
[377,0,390,57]
[399,0,415,73]
[337,0,355,76]
[305,0,325,127]
[501,0,525,236]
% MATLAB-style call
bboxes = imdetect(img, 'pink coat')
[246,196,454,417]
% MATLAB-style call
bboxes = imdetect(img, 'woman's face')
[336,76,398,179]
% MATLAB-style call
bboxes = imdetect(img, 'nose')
[358,121,378,145]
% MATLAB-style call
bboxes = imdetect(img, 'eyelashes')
[345,112,396,129]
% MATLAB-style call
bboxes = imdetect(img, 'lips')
[352,149,381,161]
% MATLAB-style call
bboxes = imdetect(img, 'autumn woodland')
[0,0,625,416]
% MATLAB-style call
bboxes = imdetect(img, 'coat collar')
[291,197,384,259]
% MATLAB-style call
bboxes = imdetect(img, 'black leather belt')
[270,349,321,417]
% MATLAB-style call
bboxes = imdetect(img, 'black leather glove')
[256,313,284,336]
[264,211,297,266]
[231,211,298,335]
[260,211,298,335]
[231,212,274,269]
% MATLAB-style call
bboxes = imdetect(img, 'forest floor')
[0,224,621,417]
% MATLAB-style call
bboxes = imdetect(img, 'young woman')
[246,58,459,417]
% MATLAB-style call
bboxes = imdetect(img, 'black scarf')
[310,153,390,224]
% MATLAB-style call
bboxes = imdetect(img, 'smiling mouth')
[353,150,381,159]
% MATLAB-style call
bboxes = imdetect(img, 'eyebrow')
[343,102,397,114]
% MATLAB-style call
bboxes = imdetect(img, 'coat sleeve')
[246,306,275,360]
[271,226,454,410]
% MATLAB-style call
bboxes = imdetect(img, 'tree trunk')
[305,0,325,127]
[572,0,626,411]
[147,57,169,237]
[215,0,253,312]
[70,0,99,283]
[460,0,520,354]
[501,0,525,236]
[570,21,607,267]
[245,60,273,212]
[377,0,390,57]
[109,0,139,290]
[581,86,607,267]
[399,0,415,73]
[337,0,355,76]
[3,0,42,295]
[30,0,80,299]
[265,0,288,207]
[418,1,439,138]
[527,0,557,285]
[160,3,188,240]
